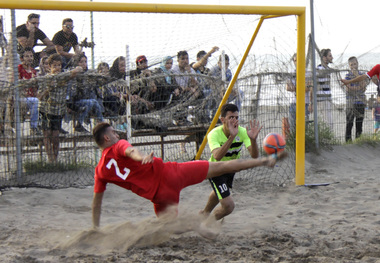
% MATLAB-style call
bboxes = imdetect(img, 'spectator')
[316,48,334,130]
[38,56,50,76]
[343,57,368,142]
[341,63,380,96]
[191,47,219,75]
[37,54,83,163]
[107,56,128,130]
[16,13,55,67]
[52,18,81,68]
[129,55,156,114]
[372,95,380,134]
[96,62,110,116]
[152,56,181,109]
[18,47,40,135]
[209,54,242,110]
[97,62,109,76]
[286,53,313,132]
[172,50,200,99]
[191,47,219,119]
[70,54,104,133]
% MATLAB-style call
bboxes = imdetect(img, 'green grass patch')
[286,120,338,153]
[348,133,380,147]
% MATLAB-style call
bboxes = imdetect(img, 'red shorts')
[152,160,209,216]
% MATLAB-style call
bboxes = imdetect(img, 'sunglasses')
[64,25,74,29]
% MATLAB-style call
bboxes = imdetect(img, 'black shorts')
[209,173,235,200]
[40,112,63,131]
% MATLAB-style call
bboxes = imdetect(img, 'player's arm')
[211,137,234,161]
[246,120,261,158]
[92,192,104,229]
[125,146,154,164]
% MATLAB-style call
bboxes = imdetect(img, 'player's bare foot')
[264,151,288,167]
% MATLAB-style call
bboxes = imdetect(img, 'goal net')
[0,3,305,189]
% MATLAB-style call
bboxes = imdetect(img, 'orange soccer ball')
[263,133,286,155]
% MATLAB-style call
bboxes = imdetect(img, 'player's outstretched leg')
[206,151,288,179]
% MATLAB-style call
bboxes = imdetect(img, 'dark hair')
[20,47,34,59]
[73,53,88,70]
[93,122,111,147]
[27,13,40,21]
[109,56,126,79]
[221,103,238,117]
[219,54,230,62]
[62,18,73,25]
[136,55,147,65]
[47,53,62,65]
[348,56,357,63]
[97,62,109,72]
[321,49,331,58]
[177,50,188,59]
[197,50,207,59]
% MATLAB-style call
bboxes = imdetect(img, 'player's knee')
[221,199,235,215]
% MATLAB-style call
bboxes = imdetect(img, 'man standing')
[52,18,81,68]
[172,50,199,98]
[343,57,368,142]
[316,48,334,130]
[91,122,285,229]
[16,13,55,67]
[200,103,262,222]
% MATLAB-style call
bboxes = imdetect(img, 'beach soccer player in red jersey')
[91,122,287,229]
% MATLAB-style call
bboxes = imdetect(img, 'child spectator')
[69,54,104,133]
[344,57,368,142]
[37,54,83,163]
[372,95,380,134]
[38,56,50,76]
[18,47,40,135]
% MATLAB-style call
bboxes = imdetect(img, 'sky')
[1,0,380,70]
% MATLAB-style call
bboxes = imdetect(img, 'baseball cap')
[136,55,147,64]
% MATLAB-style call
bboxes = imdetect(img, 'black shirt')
[52,30,78,53]
[16,24,48,53]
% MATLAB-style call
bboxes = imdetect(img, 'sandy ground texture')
[0,144,379,263]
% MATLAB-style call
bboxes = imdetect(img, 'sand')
[0,143,379,263]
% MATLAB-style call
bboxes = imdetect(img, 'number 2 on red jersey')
[106,158,131,180]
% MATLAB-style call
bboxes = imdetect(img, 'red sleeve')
[367,64,380,78]
[113,139,132,158]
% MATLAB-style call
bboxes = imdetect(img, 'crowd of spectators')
[1,13,241,162]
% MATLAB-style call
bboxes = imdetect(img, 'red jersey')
[94,140,164,201]
[18,64,37,97]
[366,64,380,80]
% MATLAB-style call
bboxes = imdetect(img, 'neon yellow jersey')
[207,125,251,162]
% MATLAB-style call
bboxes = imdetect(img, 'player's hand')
[142,151,154,164]
[246,119,262,140]
[228,117,239,138]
